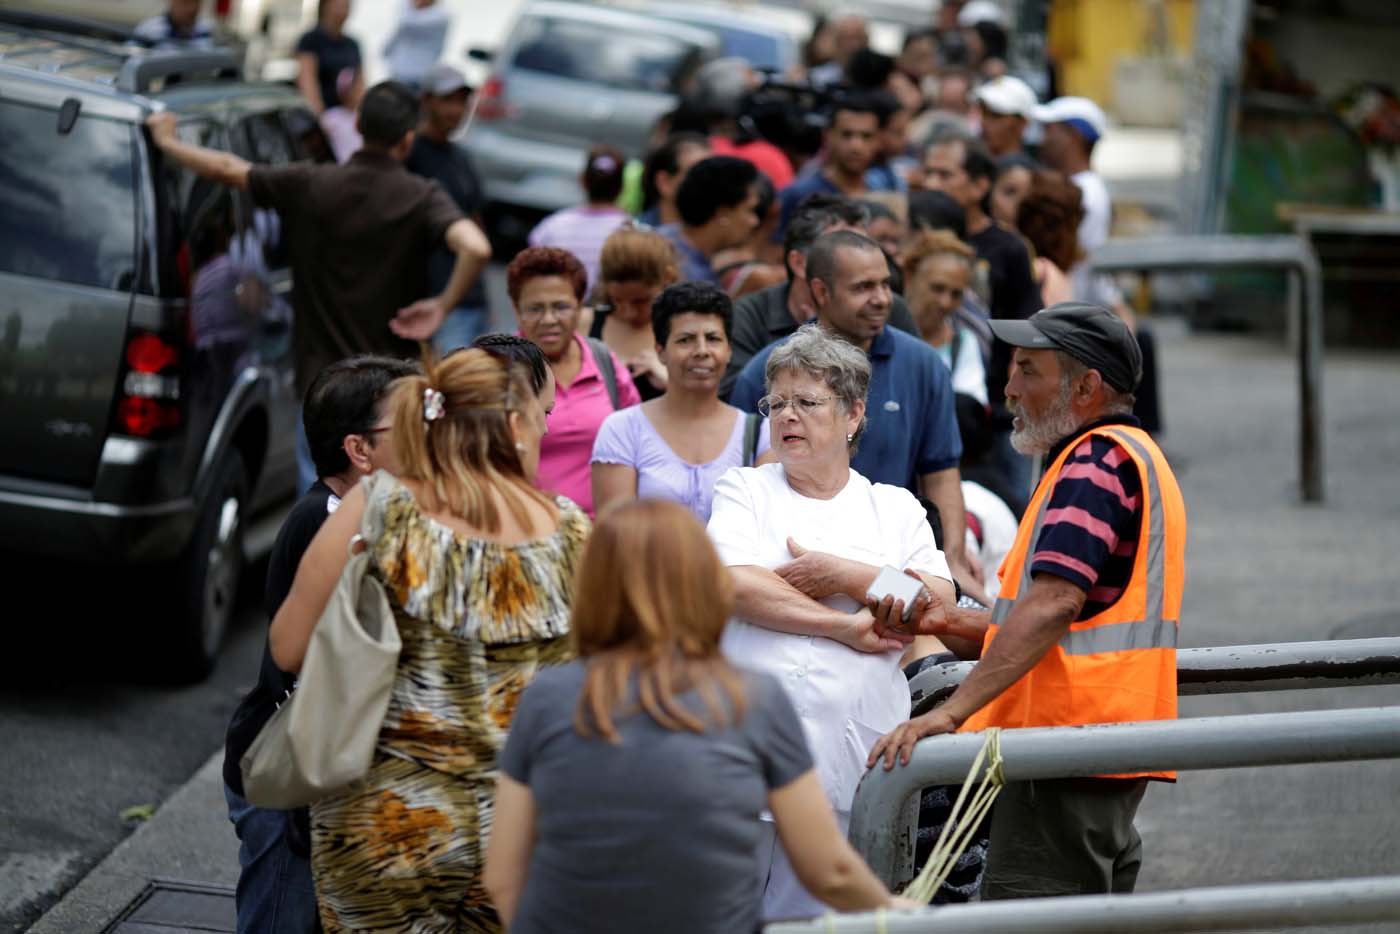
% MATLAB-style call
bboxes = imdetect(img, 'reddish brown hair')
[571,499,745,743]
[1016,169,1085,272]
[505,246,588,304]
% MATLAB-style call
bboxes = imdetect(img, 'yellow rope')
[901,727,1005,904]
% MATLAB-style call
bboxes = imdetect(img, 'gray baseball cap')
[988,302,1143,393]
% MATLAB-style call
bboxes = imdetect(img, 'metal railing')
[910,637,1400,716]
[848,706,1400,888]
[1089,234,1325,501]
[765,875,1400,932]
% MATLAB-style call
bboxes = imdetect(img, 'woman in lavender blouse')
[591,283,770,522]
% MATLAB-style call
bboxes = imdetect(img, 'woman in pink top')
[510,247,641,516]
[527,145,630,292]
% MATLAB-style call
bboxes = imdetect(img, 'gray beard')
[1009,389,1083,457]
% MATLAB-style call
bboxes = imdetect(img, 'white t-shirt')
[933,326,989,406]
[960,480,1018,602]
[708,463,951,919]
[1069,169,1124,306]
[707,464,951,815]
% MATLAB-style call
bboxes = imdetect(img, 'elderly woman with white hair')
[706,323,956,921]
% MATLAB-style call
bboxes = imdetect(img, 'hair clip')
[592,154,618,172]
[423,387,446,422]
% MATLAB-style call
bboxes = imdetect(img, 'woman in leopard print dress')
[270,348,587,932]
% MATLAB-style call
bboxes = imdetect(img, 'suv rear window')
[509,15,699,93]
[0,100,137,291]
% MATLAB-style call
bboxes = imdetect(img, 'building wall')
[1048,0,1197,115]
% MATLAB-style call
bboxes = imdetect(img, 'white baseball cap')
[423,64,471,97]
[1032,96,1109,142]
[974,75,1037,118]
[957,0,1006,28]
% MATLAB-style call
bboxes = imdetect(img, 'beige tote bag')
[240,524,400,810]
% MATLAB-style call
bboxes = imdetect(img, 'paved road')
[0,566,267,934]
[1130,319,1400,921]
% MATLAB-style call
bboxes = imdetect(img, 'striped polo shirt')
[1029,416,1144,620]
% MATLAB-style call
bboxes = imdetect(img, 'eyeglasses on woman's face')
[757,393,836,418]
[517,300,578,321]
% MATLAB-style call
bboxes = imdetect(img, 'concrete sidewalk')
[30,316,1400,932]
[27,753,238,933]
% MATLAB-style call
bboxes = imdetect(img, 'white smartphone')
[865,565,926,622]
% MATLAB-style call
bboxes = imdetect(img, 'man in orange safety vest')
[868,301,1186,899]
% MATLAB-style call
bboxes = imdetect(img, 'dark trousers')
[981,777,1149,899]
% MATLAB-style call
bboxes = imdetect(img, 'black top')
[404,136,489,311]
[248,151,463,395]
[296,27,362,111]
[720,281,922,400]
[222,482,338,797]
[587,309,664,401]
[967,222,1041,408]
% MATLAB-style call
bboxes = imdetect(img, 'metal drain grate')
[102,879,235,933]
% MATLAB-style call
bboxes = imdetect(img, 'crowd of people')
[139,1,1187,932]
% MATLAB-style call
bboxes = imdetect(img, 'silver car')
[465,1,719,240]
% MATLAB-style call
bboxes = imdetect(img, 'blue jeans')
[432,306,490,356]
[224,784,320,934]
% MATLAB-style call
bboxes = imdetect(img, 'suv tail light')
[475,76,512,122]
[116,332,182,437]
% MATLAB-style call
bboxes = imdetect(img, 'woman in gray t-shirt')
[484,499,908,932]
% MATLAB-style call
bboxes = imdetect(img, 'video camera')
[734,70,831,158]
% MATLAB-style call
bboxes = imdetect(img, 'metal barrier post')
[1089,234,1325,501]
[849,706,1400,887]
[764,875,1400,933]
[909,636,1400,716]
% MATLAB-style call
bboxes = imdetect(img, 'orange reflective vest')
[960,424,1186,780]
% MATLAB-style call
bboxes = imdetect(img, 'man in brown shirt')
[147,81,491,485]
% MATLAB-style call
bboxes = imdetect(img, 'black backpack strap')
[585,337,619,409]
[742,411,762,467]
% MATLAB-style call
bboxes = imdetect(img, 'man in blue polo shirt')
[732,230,973,583]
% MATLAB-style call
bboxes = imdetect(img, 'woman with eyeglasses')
[705,323,956,923]
[510,247,641,517]
[591,282,770,523]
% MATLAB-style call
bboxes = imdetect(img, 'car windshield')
[0,100,137,291]
[509,15,698,93]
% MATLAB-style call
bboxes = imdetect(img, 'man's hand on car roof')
[146,111,177,147]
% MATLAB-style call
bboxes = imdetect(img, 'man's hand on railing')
[867,710,960,771]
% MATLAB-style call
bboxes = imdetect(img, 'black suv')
[0,14,323,679]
